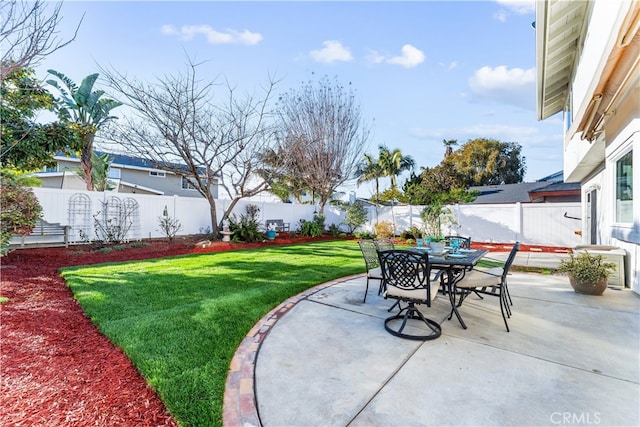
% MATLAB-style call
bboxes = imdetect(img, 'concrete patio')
[253,267,639,426]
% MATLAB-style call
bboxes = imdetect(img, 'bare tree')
[0,0,80,81]
[274,75,370,213]
[101,61,281,236]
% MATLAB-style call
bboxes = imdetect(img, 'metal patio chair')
[378,249,442,340]
[358,239,384,303]
[451,242,520,332]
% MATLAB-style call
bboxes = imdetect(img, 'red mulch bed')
[0,235,336,426]
[0,236,568,425]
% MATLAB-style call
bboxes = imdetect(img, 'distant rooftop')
[465,170,581,204]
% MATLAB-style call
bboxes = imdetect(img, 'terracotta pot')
[569,276,608,295]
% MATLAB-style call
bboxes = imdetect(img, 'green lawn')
[61,240,364,427]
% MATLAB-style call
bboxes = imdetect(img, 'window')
[181,177,197,190]
[149,171,166,177]
[43,165,58,172]
[182,177,207,190]
[564,90,573,132]
[107,168,121,179]
[615,150,633,223]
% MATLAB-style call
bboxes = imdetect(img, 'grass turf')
[61,240,364,427]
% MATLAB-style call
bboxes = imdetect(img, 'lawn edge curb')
[222,273,366,427]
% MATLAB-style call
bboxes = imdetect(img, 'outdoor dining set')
[358,237,520,340]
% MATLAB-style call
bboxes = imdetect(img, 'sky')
[32,0,564,198]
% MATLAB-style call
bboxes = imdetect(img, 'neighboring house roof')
[536,170,564,182]
[529,181,581,199]
[55,151,210,176]
[467,180,581,204]
[467,182,550,204]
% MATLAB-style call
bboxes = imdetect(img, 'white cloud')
[495,0,535,15]
[494,10,508,22]
[309,40,353,63]
[161,24,262,45]
[365,49,385,64]
[387,44,425,68]
[468,65,536,110]
[439,61,458,71]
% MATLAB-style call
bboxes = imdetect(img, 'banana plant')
[47,70,121,191]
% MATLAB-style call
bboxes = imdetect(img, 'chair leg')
[504,282,513,306]
[499,288,510,332]
[363,277,369,303]
[384,303,441,340]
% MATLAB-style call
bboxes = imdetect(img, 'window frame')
[107,168,121,179]
[613,148,633,225]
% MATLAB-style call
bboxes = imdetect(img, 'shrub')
[374,221,394,238]
[298,219,323,237]
[313,213,326,230]
[328,223,342,237]
[341,203,368,234]
[354,231,374,239]
[400,226,423,240]
[557,251,616,283]
[0,171,43,256]
[228,204,263,242]
[157,205,182,242]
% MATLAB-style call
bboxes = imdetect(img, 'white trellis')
[123,197,141,241]
[67,193,92,242]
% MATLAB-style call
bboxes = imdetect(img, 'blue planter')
[266,230,277,240]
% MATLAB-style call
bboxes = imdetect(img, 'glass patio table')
[406,247,489,329]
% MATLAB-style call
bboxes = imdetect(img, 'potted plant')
[556,251,616,295]
[266,222,277,240]
[428,235,446,254]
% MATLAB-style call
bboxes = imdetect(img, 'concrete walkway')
[224,252,639,427]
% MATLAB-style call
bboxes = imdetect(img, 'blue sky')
[35,0,563,197]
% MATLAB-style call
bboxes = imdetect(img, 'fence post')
[515,202,522,241]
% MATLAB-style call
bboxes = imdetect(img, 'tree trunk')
[204,192,218,237]
[80,133,95,191]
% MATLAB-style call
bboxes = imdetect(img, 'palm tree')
[443,139,458,158]
[378,145,415,189]
[46,70,121,190]
[355,152,384,198]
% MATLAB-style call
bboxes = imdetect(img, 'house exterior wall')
[550,0,640,292]
[35,157,218,198]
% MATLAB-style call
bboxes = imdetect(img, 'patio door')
[586,189,598,244]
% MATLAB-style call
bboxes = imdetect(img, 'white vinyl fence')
[24,188,343,243]
[21,188,582,247]
[363,202,583,247]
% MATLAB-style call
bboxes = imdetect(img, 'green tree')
[443,138,526,186]
[340,202,368,234]
[0,170,43,256]
[355,152,384,201]
[443,138,458,158]
[257,146,309,203]
[90,152,115,191]
[0,66,77,170]
[403,166,477,206]
[378,145,415,189]
[46,70,121,190]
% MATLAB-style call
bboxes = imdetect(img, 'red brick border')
[222,273,365,427]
